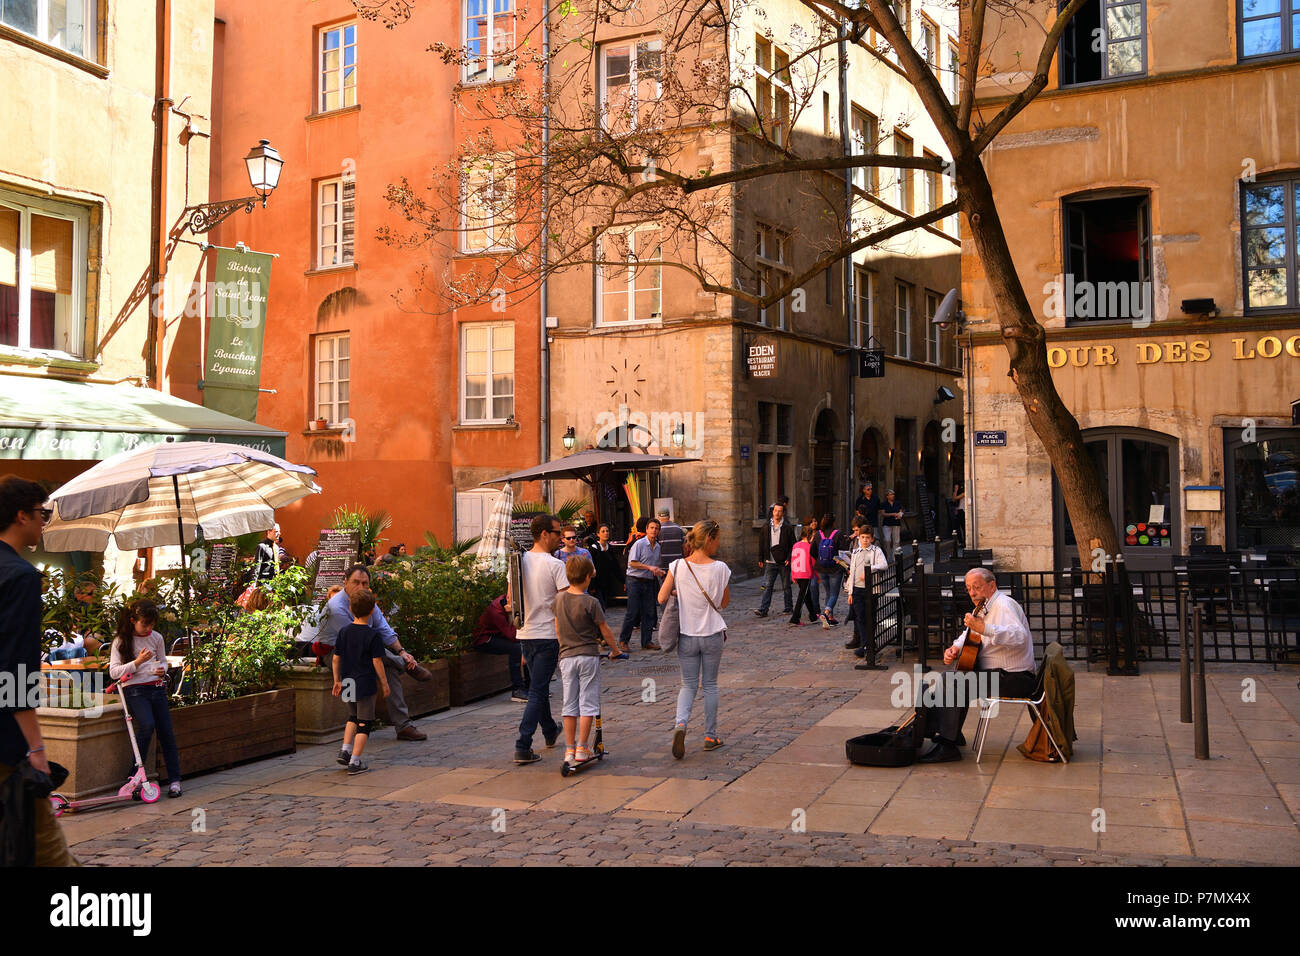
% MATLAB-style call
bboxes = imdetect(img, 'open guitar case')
[845,706,929,767]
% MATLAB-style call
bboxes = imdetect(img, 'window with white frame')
[1059,0,1145,86]
[315,333,350,425]
[317,178,355,268]
[461,155,515,253]
[754,36,791,148]
[919,16,938,70]
[886,0,911,63]
[854,267,875,348]
[948,41,961,104]
[0,188,89,357]
[319,22,357,112]
[461,322,514,422]
[597,226,662,324]
[1,0,97,60]
[893,130,914,213]
[895,281,912,358]
[601,38,662,134]
[756,222,791,329]
[464,0,515,83]
[923,149,942,214]
[850,107,878,194]
[755,401,793,519]
[925,290,942,364]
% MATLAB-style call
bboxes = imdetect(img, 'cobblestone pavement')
[66,575,1299,866]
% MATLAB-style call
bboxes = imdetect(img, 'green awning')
[0,377,286,460]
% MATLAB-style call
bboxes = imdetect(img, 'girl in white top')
[658,520,731,758]
[108,600,183,796]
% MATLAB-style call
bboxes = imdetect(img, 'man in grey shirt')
[619,518,664,651]
[656,507,685,566]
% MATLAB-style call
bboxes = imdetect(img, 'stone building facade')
[547,0,965,568]
[963,0,1300,570]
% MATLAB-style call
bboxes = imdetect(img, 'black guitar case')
[845,708,927,767]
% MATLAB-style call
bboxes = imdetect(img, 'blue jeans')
[124,684,181,784]
[515,639,560,752]
[619,577,659,648]
[676,632,725,738]
[817,569,845,616]
[758,562,792,614]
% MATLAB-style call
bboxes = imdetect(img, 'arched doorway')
[859,427,885,492]
[593,423,661,540]
[812,409,839,520]
[1052,428,1177,568]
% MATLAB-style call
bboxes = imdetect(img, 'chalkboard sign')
[510,513,544,552]
[914,477,937,541]
[312,529,362,600]
[207,543,237,592]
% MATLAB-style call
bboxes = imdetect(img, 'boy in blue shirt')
[331,589,389,775]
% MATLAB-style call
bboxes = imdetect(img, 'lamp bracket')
[180,196,263,235]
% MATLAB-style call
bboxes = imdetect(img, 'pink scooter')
[49,681,161,815]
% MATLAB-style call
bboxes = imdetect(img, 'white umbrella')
[474,482,514,572]
[42,441,320,552]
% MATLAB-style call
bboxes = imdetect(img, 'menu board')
[206,543,238,592]
[509,514,542,552]
[312,529,362,600]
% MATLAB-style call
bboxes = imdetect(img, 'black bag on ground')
[845,709,925,767]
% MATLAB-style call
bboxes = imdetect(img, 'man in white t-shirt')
[509,513,569,764]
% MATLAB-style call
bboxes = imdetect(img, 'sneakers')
[168,781,183,798]
[644,642,662,651]
[753,609,768,618]
[544,729,560,748]
[575,745,592,763]
[510,691,529,703]
[564,748,576,766]
[820,613,832,630]
[788,620,804,627]
[337,749,351,766]
[347,760,369,775]
[513,749,542,765]
[671,725,686,760]
[703,736,725,751]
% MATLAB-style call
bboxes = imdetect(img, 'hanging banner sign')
[203,248,274,421]
[859,349,885,378]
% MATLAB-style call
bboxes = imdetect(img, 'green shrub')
[370,553,505,661]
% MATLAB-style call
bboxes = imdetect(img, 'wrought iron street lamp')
[562,426,577,451]
[180,140,284,235]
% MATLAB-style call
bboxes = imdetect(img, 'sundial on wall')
[606,358,646,406]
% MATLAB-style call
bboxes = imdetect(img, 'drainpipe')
[966,325,977,547]
[839,20,854,527]
[540,4,552,504]
[146,0,173,390]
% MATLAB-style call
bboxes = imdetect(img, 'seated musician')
[919,567,1037,764]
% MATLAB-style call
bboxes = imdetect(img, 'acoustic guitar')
[954,597,989,673]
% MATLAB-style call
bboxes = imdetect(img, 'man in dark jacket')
[0,476,77,865]
[473,594,527,702]
[755,502,796,617]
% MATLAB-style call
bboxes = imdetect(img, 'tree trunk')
[957,153,1118,571]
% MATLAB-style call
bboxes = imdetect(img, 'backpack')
[816,531,838,566]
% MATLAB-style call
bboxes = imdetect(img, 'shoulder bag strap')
[682,559,721,614]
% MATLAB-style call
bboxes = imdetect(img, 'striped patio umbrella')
[42,441,320,553]
[474,482,514,572]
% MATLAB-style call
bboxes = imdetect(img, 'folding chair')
[972,661,1068,764]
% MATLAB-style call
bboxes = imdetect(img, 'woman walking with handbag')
[658,520,731,759]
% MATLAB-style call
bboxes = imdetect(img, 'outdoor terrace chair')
[972,658,1068,764]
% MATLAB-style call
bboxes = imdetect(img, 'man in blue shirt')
[619,518,664,651]
[316,564,434,741]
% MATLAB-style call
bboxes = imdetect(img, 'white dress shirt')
[949,588,1036,673]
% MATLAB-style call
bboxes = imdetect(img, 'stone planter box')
[448,649,514,707]
[281,664,352,744]
[37,696,133,801]
[161,688,296,779]
[377,659,450,723]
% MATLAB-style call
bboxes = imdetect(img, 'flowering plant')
[370,552,505,660]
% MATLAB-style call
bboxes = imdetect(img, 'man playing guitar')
[918,567,1037,763]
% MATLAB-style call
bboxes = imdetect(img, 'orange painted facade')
[210,1,542,559]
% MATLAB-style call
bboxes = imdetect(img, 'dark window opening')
[1062,193,1151,323]
[1060,0,1145,86]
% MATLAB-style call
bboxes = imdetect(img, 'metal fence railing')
[860,557,1300,672]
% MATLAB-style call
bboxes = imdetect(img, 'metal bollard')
[916,554,929,672]
[1193,605,1210,759]
[1178,589,1191,724]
